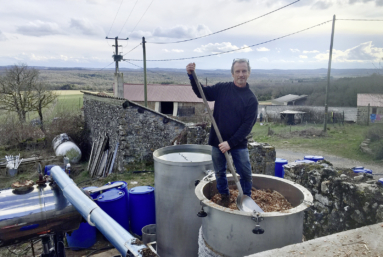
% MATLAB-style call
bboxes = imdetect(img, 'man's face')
[232,62,250,87]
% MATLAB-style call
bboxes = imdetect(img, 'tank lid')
[83,186,98,190]
[275,158,288,164]
[129,186,154,194]
[98,189,125,202]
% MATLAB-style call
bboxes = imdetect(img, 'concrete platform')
[246,223,383,257]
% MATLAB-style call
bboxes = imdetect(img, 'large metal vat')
[195,174,313,257]
[153,144,213,257]
[0,184,82,247]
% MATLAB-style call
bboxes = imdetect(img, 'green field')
[252,122,383,163]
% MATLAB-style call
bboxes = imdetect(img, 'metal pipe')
[50,166,146,257]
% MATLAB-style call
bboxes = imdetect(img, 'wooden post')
[142,37,148,107]
[324,15,336,132]
[367,103,370,126]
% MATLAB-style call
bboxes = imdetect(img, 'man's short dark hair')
[231,58,251,74]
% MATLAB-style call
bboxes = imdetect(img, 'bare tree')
[30,82,57,132]
[0,64,57,131]
[0,64,38,122]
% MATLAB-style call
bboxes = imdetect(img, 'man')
[186,59,258,207]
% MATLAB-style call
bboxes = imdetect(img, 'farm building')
[271,94,308,106]
[123,83,214,121]
[357,93,383,124]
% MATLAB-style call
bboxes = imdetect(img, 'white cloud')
[315,41,383,62]
[256,47,270,52]
[16,20,62,37]
[299,55,308,59]
[194,42,253,53]
[70,18,103,36]
[162,49,184,53]
[129,30,152,39]
[153,24,211,39]
[290,49,300,53]
[256,57,269,62]
[0,30,7,41]
[303,50,320,54]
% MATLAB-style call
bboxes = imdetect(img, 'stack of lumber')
[88,134,119,178]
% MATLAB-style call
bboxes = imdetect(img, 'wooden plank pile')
[88,134,119,178]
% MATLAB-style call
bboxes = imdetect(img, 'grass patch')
[252,123,380,163]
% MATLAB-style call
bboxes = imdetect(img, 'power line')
[117,0,140,37]
[106,0,125,37]
[124,60,163,75]
[98,61,115,71]
[126,20,332,62]
[123,43,142,57]
[337,19,383,21]
[147,0,300,44]
[128,0,156,38]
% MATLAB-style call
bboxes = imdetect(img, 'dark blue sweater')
[188,74,258,149]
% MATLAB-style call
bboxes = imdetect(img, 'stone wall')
[357,106,383,125]
[283,161,383,240]
[259,105,357,122]
[83,93,187,170]
[248,142,276,175]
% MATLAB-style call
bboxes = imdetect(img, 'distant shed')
[272,94,308,106]
[357,94,383,124]
[123,83,214,118]
[280,110,306,125]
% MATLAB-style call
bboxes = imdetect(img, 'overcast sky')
[0,0,382,70]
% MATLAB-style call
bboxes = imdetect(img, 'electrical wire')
[337,19,383,21]
[117,0,140,37]
[106,0,125,37]
[123,43,142,57]
[99,61,115,71]
[124,60,163,75]
[128,0,156,38]
[126,20,332,62]
[147,0,300,44]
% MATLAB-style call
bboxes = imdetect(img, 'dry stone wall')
[283,161,383,240]
[83,93,187,170]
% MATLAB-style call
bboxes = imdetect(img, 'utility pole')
[142,37,147,107]
[324,15,336,132]
[106,36,128,98]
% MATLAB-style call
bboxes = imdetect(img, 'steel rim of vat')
[153,144,212,166]
[195,173,313,217]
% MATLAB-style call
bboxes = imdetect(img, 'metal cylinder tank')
[195,174,313,257]
[153,144,213,257]
[52,133,82,163]
[0,184,82,247]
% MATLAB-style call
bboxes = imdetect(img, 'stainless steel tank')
[153,144,213,257]
[195,174,313,257]
[0,184,82,247]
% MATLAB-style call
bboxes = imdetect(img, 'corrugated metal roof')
[357,94,383,107]
[272,94,308,104]
[123,83,215,109]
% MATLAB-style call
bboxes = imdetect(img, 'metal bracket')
[251,211,265,234]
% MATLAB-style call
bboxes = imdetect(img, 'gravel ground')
[276,149,383,180]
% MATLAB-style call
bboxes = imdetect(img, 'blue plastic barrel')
[352,168,372,174]
[129,186,156,236]
[45,165,66,176]
[97,189,129,230]
[104,181,130,226]
[66,186,97,250]
[66,221,97,250]
[304,156,324,162]
[275,158,288,178]
[295,160,315,164]
[379,178,383,186]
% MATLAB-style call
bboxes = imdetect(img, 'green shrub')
[365,126,383,142]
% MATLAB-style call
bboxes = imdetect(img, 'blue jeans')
[212,146,253,197]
